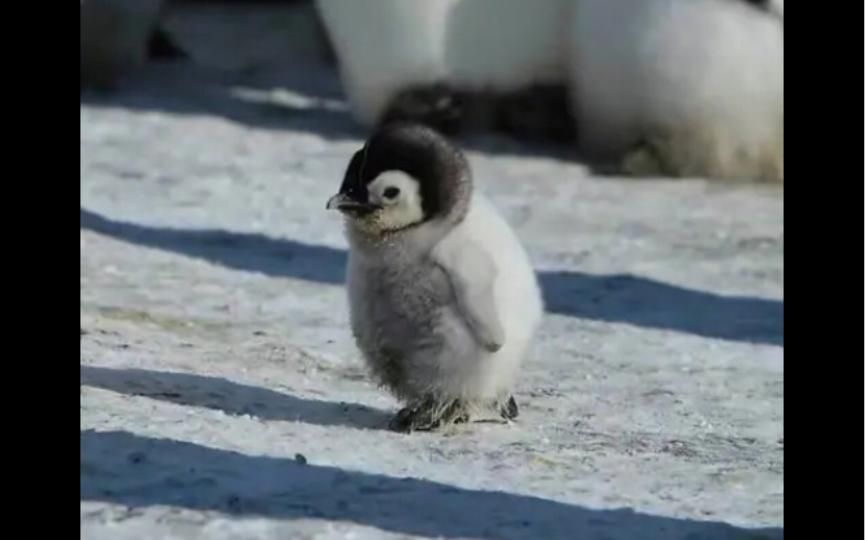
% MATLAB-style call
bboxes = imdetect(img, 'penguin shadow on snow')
[540,271,783,346]
[79,73,362,143]
[78,56,575,159]
[79,0,363,141]
[80,207,783,346]
[80,207,347,285]
[80,429,784,540]
[79,364,392,430]
[79,77,575,160]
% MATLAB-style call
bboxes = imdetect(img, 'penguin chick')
[568,0,784,182]
[314,0,570,129]
[326,122,543,432]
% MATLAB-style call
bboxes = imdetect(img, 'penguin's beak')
[326,193,379,213]
[326,192,350,210]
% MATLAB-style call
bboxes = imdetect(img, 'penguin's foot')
[499,396,519,421]
[389,397,469,433]
[621,132,690,179]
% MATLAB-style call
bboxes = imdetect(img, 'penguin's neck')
[347,211,463,265]
[346,180,472,264]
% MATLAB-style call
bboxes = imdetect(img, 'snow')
[80,4,783,539]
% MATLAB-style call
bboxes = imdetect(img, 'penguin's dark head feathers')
[327,122,472,232]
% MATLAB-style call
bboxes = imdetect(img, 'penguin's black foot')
[499,396,519,421]
[389,397,469,433]
[621,136,674,178]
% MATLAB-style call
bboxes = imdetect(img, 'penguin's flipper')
[434,239,505,353]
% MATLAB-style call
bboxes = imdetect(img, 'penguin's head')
[327,122,471,234]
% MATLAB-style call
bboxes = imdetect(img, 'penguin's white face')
[365,171,425,232]
[327,122,471,236]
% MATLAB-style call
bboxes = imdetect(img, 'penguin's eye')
[383,187,400,200]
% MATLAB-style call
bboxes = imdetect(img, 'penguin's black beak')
[326,192,380,214]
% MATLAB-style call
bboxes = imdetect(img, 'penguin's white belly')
[346,194,543,403]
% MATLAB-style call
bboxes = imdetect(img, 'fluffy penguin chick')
[327,123,543,432]
[568,0,784,182]
[314,0,570,129]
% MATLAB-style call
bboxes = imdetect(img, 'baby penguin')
[327,122,543,432]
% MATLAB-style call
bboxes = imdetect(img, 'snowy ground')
[80,4,783,539]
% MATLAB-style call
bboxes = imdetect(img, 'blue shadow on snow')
[80,207,783,346]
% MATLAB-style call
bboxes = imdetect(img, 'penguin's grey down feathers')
[333,124,543,421]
